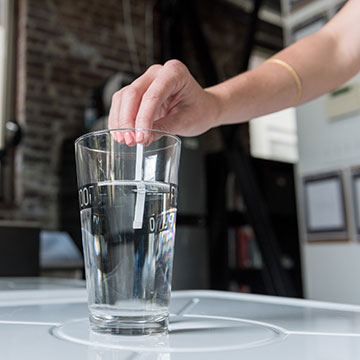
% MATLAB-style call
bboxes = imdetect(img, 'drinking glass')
[75,128,181,335]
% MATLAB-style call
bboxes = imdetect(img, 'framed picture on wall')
[303,172,347,241]
[351,168,360,236]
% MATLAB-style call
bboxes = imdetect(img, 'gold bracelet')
[266,58,302,107]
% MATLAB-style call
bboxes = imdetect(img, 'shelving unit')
[225,158,303,296]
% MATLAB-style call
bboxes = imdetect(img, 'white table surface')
[0,278,359,359]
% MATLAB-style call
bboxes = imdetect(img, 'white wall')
[250,108,298,163]
[296,73,360,305]
[303,244,360,305]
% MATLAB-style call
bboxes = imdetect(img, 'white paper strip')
[133,144,145,229]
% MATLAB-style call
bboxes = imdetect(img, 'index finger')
[108,65,163,144]
[135,60,188,133]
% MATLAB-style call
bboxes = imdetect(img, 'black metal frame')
[160,0,297,297]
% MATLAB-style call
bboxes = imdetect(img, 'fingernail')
[124,131,133,145]
[136,131,144,143]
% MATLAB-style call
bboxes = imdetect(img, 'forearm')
[206,0,360,127]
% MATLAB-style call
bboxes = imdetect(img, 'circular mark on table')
[51,314,286,353]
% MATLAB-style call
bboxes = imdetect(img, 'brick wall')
[13,0,156,228]
[8,0,281,229]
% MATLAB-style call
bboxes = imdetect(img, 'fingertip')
[135,130,144,143]
[111,131,120,144]
[145,133,154,146]
[118,132,124,143]
[124,131,135,146]
[115,131,125,144]
[124,131,131,144]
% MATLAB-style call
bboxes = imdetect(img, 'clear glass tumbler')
[75,129,181,335]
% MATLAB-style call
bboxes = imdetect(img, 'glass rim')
[75,128,182,147]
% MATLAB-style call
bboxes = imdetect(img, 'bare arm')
[109,0,360,143]
[210,0,360,126]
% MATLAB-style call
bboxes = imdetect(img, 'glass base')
[89,313,169,335]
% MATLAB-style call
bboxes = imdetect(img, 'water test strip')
[133,143,145,229]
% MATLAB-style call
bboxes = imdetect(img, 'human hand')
[108,60,221,145]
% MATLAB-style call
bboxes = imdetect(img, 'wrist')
[204,85,227,129]
[205,74,252,128]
